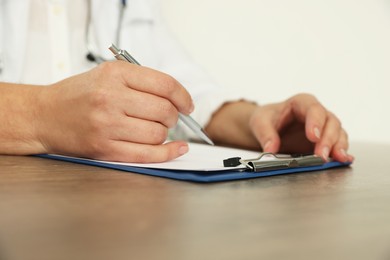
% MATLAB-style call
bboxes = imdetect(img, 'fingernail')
[179,144,189,155]
[322,146,329,160]
[340,148,347,158]
[314,127,321,139]
[340,149,354,162]
[263,140,272,151]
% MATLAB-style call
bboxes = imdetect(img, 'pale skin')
[0,61,353,163]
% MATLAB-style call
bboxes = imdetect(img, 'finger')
[115,88,179,128]
[313,112,342,160]
[108,116,169,145]
[111,61,194,114]
[304,103,328,143]
[289,94,328,143]
[96,140,189,163]
[329,129,354,163]
[250,108,281,153]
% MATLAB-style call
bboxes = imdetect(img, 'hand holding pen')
[109,44,214,145]
[28,46,204,163]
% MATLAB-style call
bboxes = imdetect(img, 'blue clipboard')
[37,154,351,183]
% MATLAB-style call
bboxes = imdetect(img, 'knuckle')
[158,99,175,113]
[311,103,326,116]
[294,93,315,101]
[160,151,171,162]
[334,118,342,129]
[328,111,342,128]
[96,61,116,75]
[94,61,123,82]
[290,93,320,109]
[157,100,178,127]
[157,74,179,97]
[149,125,168,144]
[89,88,112,109]
[133,148,152,163]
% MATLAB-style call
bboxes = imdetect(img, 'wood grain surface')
[0,142,389,260]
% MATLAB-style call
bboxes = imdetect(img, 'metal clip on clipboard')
[223,153,325,172]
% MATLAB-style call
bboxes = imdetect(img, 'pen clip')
[109,44,140,65]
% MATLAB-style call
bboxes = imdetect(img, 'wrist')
[33,84,53,153]
[205,100,260,149]
[0,83,48,154]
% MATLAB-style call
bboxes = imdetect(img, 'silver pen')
[109,44,214,145]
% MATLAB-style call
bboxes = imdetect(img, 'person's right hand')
[36,61,194,163]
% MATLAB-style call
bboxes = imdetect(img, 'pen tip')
[201,130,214,145]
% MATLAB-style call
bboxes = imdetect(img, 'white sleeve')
[147,3,242,141]
[113,0,249,141]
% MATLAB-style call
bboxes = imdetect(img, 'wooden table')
[1,142,389,260]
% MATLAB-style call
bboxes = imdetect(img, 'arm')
[205,94,354,163]
[0,83,46,154]
[0,61,193,163]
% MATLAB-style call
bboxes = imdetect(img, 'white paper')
[51,143,265,171]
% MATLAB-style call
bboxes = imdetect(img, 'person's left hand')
[205,93,354,163]
[248,94,353,162]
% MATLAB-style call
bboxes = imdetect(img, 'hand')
[249,94,354,162]
[35,61,193,162]
[205,94,353,163]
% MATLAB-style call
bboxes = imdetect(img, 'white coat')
[0,0,239,132]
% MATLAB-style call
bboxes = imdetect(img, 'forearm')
[205,100,261,150]
[0,82,47,155]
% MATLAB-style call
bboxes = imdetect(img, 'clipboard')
[36,144,351,183]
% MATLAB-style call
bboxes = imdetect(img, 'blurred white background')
[161,0,390,144]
